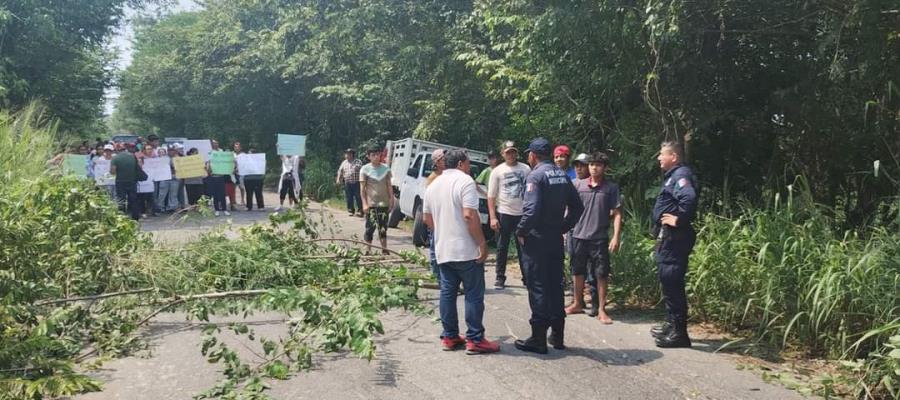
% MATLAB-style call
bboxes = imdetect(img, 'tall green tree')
[0,0,148,135]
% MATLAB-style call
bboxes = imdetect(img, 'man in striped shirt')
[336,148,364,216]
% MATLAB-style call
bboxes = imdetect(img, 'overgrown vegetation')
[611,182,900,398]
[0,109,423,399]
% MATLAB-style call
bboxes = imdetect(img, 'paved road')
[76,193,804,400]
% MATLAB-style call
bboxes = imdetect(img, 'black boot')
[655,319,691,348]
[650,319,672,339]
[547,320,566,350]
[587,295,600,317]
[515,324,548,354]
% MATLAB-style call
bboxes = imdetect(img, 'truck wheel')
[387,199,403,228]
[412,203,429,248]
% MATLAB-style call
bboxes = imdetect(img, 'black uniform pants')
[495,213,523,280]
[655,231,695,322]
[520,232,566,328]
[245,178,264,210]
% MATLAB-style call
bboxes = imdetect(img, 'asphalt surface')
[75,193,805,400]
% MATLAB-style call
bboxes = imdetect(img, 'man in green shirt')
[110,147,140,220]
[475,151,499,185]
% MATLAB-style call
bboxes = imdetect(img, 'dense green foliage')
[113,0,899,224]
[0,0,153,135]
[0,109,422,399]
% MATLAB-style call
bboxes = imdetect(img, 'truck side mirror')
[407,167,418,178]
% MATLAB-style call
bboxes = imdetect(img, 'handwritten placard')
[210,151,235,175]
[143,156,173,181]
[277,134,306,156]
[173,155,207,179]
[184,140,213,161]
[237,153,266,175]
[93,158,114,185]
[62,155,89,178]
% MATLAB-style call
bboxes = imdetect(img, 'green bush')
[302,155,341,201]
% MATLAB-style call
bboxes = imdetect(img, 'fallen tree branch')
[33,288,157,306]
[308,238,410,258]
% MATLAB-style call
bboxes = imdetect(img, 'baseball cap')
[553,145,571,157]
[525,138,552,156]
[172,143,184,150]
[432,149,446,163]
[103,144,114,151]
[502,140,518,153]
[572,153,590,165]
[344,148,355,154]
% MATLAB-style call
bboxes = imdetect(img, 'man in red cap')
[553,145,577,181]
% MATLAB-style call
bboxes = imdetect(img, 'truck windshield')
[423,156,488,182]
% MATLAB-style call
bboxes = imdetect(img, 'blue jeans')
[439,260,486,340]
[429,231,440,281]
[344,182,362,213]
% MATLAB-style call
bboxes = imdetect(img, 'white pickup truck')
[385,138,492,247]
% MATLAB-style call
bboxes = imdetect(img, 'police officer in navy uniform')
[514,138,584,354]
[651,141,699,348]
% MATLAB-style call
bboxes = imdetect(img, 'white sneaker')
[224,211,231,216]
[275,206,282,211]
[214,211,220,217]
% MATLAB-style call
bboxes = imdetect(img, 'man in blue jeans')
[423,149,500,355]
[336,148,364,216]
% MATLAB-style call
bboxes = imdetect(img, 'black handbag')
[135,156,149,181]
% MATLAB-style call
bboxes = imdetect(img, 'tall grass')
[0,106,56,186]
[612,182,900,398]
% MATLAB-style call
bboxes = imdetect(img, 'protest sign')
[62,155,88,178]
[93,158,114,186]
[143,156,173,181]
[184,139,213,161]
[173,155,207,179]
[277,134,306,156]
[210,151,235,175]
[237,153,266,175]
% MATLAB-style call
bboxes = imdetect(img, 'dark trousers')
[655,231,696,322]
[205,176,227,211]
[344,182,362,213]
[439,260,486,340]
[364,207,389,242]
[245,178,264,210]
[280,179,297,203]
[186,184,204,206]
[115,182,140,220]
[495,213,523,280]
[138,192,155,215]
[520,232,566,327]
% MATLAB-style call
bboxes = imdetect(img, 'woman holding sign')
[206,140,230,217]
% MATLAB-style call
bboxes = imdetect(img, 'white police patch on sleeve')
[677,178,690,189]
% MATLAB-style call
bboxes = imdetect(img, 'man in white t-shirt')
[488,140,532,289]
[423,149,500,355]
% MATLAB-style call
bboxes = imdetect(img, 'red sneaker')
[465,337,500,355]
[441,336,466,351]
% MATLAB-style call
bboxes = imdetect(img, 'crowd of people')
[419,138,697,355]
[60,134,698,356]
[51,135,306,220]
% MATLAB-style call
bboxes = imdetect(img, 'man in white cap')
[425,148,446,279]
[487,140,531,289]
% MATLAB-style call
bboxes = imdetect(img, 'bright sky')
[104,0,201,117]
